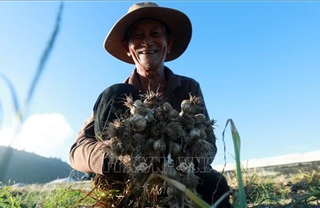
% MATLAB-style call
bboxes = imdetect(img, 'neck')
[137,66,166,93]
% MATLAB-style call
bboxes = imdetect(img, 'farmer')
[69,2,231,207]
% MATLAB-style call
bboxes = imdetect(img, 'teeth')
[139,50,156,54]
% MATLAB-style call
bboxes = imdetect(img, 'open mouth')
[138,50,158,54]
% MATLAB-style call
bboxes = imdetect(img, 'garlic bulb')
[180,94,203,115]
[129,114,147,133]
[153,138,166,153]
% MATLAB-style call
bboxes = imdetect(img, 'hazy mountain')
[0,146,78,184]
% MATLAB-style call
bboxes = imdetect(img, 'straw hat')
[104,2,192,64]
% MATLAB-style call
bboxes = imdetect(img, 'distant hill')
[0,146,78,184]
[212,150,320,172]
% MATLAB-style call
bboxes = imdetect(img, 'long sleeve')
[69,114,106,175]
[69,84,139,175]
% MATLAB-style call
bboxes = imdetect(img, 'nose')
[141,35,153,46]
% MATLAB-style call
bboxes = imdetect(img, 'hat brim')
[104,6,192,64]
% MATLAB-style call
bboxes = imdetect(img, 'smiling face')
[124,19,174,76]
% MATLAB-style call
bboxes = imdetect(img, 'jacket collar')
[124,66,181,93]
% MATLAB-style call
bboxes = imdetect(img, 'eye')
[131,33,143,39]
[151,32,160,37]
[133,33,142,38]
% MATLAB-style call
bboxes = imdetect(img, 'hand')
[118,154,131,166]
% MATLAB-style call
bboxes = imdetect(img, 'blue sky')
[0,1,319,166]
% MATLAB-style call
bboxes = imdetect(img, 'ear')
[122,41,131,57]
[167,35,174,54]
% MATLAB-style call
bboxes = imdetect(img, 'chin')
[142,64,157,70]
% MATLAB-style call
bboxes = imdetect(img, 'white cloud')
[0,113,73,162]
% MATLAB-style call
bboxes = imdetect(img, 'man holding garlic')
[69,2,231,207]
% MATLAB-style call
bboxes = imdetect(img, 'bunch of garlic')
[102,91,216,206]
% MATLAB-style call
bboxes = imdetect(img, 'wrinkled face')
[124,19,174,72]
